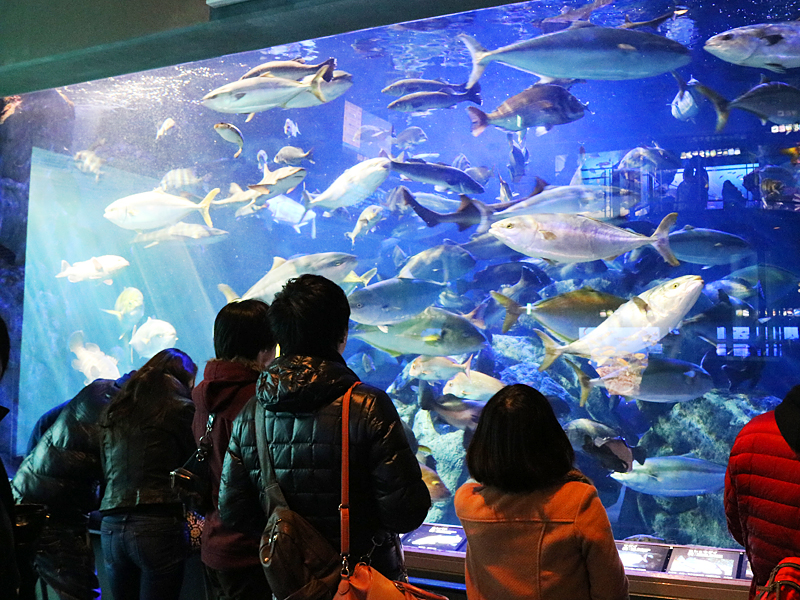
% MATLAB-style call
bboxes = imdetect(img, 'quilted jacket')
[218,354,431,580]
[725,388,800,597]
[12,376,129,521]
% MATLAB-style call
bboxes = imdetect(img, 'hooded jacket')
[725,386,800,597]
[218,354,431,579]
[191,359,263,571]
[455,470,629,600]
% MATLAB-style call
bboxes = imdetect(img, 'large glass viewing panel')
[4,0,800,552]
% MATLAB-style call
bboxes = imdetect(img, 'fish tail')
[489,291,523,334]
[456,195,482,232]
[462,354,473,377]
[651,212,680,266]
[694,84,730,132]
[199,188,220,228]
[56,260,70,277]
[68,330,84,353]
[566,360,592,407]
[320,57,336,82]
[468,82,482,106]
[299,187,313,224]
[458,34,489,89]
[217,283,241,304]
[403,189,441,227]
[345,231,356,246]
[466,106,489,137]
[101,308,123,321]
[534,330,562,371]
[309,66,328,103]
[234,147,242,159]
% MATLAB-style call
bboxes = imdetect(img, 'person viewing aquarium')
[98,348,198,600]
[455,383,629,600]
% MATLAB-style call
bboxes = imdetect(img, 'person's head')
[0,315,9,382]
[103,348,197,427]
[268,274,350,357]
[467,384,574,493]
[214,299,274,367]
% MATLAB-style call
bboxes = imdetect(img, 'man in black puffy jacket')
[219,274,431,582]
[12,373,130,600]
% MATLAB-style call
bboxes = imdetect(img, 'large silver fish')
[130,317,178,359]
[348,278,445,326]
[536,274,704,369]
[388,84,481,112]
[670,72,705,122]
[389,156,485,195]
[668,225,753,266]
[131,222,229,247]
[104,188,219,231]
[56,255,129,285]
[705,22,800,73]
[282,70,354,108]
[492,185,631,218]
[398,244,476,283]
[217,252,359,304]
[303,157,390,210]
[69,331,121,384]
[610,455,726,497]
[459,23,691,87]
[466,84,586,136]
[239,57,336,80]
[489,212,680,265]
[696,79,800,132]
[350,306,487,357]
[201,66,327,114]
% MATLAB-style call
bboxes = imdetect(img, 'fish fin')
[378,325,389,334]
[462,354,473,378]
[344,231,356,246]
[489,291,522,333]
[234,148,242,158]
[270,257,286,271]
[103,279,114,286]
[632,446,647,465]
[309,65,328,103]
[765,63,787,73]
[458,34,489,89]
[198,188,220,228]
[541,230,558,240]
[651,212,679,266]
[534,329,561,371]
[57,260,71,276]
[694,84,730,132]
[245,113,256,123]
[101,309,123,321]
[217,283,241,304]
[566,359,591,407]
[466,107,489,137]
[534,126,549,137]
[632,297,652,317]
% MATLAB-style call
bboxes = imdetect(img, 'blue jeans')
[100,512,190,600]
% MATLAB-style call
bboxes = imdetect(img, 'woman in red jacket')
[455,384,629,600]
[191,299,275,600]
[725,385,800,598]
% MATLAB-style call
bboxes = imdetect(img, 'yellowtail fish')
[345,205,384,246]
[69,331,121,384]
[348,278,446,327]
[696,78,800,132]
[490,212,680,266]
[56,255,129,285]
[303,157,390,210]
[239,57,336,81]
[491,287,626,341]
[536,274,704,369]
[156,117,176,140]
[409,355,472,381]
[101,287,144,339]
[214,122,244,158]
[442,371,503,402]
[131,222,229,248]
[704,22,800,73]
[104,188,219,230]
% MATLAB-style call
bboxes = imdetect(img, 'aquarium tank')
[2,0,800,552]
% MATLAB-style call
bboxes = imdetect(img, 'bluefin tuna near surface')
[459,23,691,87]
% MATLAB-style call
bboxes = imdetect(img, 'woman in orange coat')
[455,384,629,600]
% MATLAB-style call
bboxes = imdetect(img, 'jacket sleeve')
[576,487,630,600]
[218,403,267,536]
[363,390,431,533]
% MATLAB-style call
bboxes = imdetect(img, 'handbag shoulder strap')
[340,381,361,559]
[254,401,289,512]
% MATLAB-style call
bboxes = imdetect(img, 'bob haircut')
[467,384,574,493]
[103,348,197,427]
[214,299,273,361]
[268,274,350,357]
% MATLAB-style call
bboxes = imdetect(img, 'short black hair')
[467,384,574,493]
[214,299,273,361]
[268,274,350,357]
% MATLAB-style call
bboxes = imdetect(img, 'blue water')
[11,0,800,549]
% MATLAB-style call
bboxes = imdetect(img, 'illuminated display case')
[2,0,800,597]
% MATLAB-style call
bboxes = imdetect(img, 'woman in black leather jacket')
[98,348,197,600]
[218,275,430,583]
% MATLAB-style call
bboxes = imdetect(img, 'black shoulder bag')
[170,413,216,515]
